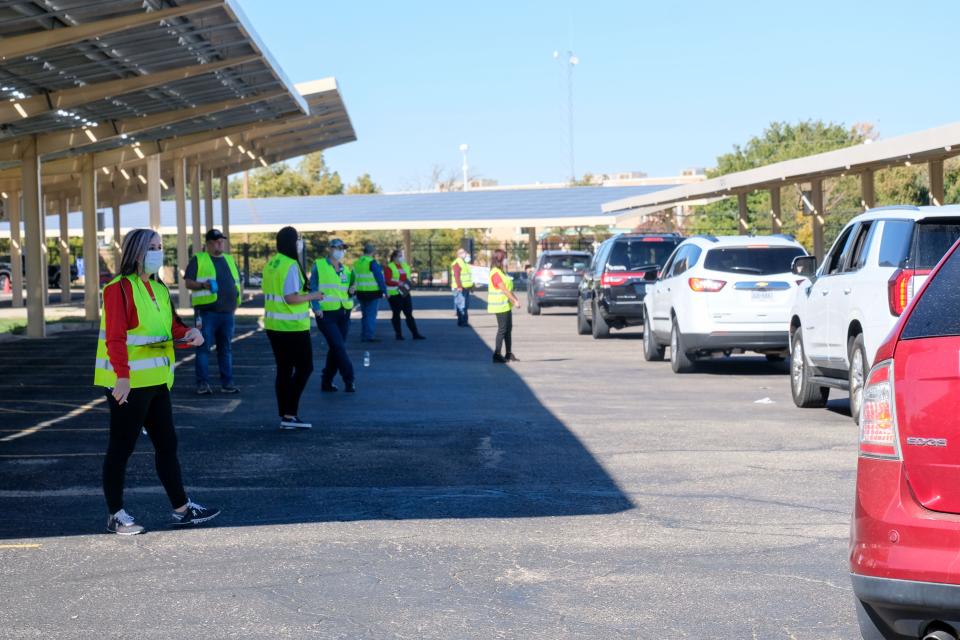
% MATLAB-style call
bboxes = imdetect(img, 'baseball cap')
[328,238,349,249]
[205,229,226,241]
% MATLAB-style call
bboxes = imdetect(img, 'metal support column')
[737,192,749,233]
[770,188,782,234]
[203,169,214,232]
[147,154,161,230]
[174,157,189,309]
[8,190,23,307]
[528,227,537,267]
[21,136,45,337]
[111,192,121,270]
[58,196,71,303]
[860,169,875,210]
[190,161,201,252]
[40,195,48,305]
[220,173,230,243]
[402,230,412,267]
[811,179,825,261]
[81,154,99,322]
[929,160,945,206]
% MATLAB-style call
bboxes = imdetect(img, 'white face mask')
[143,250,163,274]
[397,254,404,262]
[464,255,472,264]
[332,249,345,261]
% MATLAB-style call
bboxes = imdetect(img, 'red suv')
[851,237,960,639]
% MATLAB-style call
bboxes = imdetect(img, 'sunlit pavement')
[0,291,857,638]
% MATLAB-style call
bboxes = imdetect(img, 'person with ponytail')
[96,229,220,535]
[487,248,521,364]
[261,226,325,430]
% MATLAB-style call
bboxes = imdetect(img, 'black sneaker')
[413,334,427,340]
[171,501,221,527]
[196,383,213,395]
[220,384,240,394]
[345,383,356,393]
[107,509,145,535]
[280,416,312,430]
[492,354,507,364]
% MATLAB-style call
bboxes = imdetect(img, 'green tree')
[346,173,381,195]
[299,152,343,195]
[246,163,311,197]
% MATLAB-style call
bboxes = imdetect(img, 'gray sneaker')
[220,384,239,394]
[196,383,213,395]
[171,500,221,527]
[107,509,145,535]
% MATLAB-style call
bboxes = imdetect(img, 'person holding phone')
[95,228,220,535]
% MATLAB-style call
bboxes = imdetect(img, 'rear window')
[703,247,805,275]
[607,239,679,272]
[902,243,960,340]
[911,221,960,269]
[540,254,590,271]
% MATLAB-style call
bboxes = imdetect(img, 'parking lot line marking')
[0,329,258,444]
[0,544,41,549]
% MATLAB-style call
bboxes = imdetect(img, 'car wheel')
[642,309,665,361]
[848,334,868,425]
[670,317,696,373]
[576,300,591,335]
[790,329,829,408]
[854,598,887,640]
[591,301,610,339]
[528,294,541,316]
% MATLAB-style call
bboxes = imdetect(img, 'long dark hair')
[119,229,159,278]
[491,248,507,271]
[389,249,402,263]
[276,226,308,291]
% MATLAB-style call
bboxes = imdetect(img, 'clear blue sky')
[236,0,958,192]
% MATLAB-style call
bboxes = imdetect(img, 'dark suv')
[527,250,591,315]
[578,233,683,338]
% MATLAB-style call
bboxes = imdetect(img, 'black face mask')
[276,226,299,262]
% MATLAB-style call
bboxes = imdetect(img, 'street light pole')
[554,50,579,184]
[459,143,469,191]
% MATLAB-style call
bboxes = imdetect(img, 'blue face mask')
[143,250,163,274]
[333,249,345,261]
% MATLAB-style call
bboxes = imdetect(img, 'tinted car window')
[910,221,960,269]
[878,220,913,268]
[826,226,855,275]
[607,239,679,272]
[846,222,875,272]
[540,254,591,271]
[703,247,805,275]
[902,244,960,339]
[593,242,611,277]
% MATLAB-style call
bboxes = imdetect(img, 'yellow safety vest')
[262,253,310,331]
[487,267,514,314]
[94,275,175,389]
[387,261,411,296]
[190,252,242,307]
[352,255,380,293]
[314,259,355,311]
[450,257,474,289]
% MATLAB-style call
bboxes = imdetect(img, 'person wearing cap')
[353,242,388,342]
[310,238,357,392]
[184,229,242,395]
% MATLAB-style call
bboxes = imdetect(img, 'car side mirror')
[644,268,660,282]
[792,255,817,279]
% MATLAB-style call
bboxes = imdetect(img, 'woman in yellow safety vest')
[488,248,521,364]
[96,228,218,535]
[262,226,325,430]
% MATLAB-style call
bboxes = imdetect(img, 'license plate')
[562,275,575,283]
[751,291,773,300]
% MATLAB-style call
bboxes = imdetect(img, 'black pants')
[388,294,421,337]
[317,309,354,386]
[103,384,188,514]
[495,310,513,356]
[266,329,314,417]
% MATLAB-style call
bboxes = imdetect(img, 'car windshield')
[607,240,678,271]
[703,247,805,275]
[540,254,590,271]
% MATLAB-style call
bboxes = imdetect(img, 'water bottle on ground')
[363,351,370,367]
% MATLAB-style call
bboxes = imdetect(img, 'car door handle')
[843,288,851,295]
[820,290,829,296]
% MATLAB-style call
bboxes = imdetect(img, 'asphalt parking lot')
[0,291,858,639]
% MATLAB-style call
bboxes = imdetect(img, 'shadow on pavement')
[0,311,633,539]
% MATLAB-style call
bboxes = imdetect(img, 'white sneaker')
[279,416,312,430]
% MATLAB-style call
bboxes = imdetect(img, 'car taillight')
[688,277,726,292]
[858,361,900,460]
[887,268,930,316]
[535,269,554,281]
[601,273,627,287]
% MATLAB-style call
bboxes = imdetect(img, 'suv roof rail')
[771,233,796,241]
[692,234,718,243]
[864,205,921,213]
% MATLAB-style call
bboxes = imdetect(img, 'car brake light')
[602,273,627,287]
[535,269,554,281]
[641,237,664,242]
[688,277,726,292]
[887,269,931,316]
[858,361,900,460]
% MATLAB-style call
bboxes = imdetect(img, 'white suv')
[643,235,808,373]
[789,205,960,421]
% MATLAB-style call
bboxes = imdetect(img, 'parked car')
[527,250,591,315]
[0,255,78,290]
[578,233,682,338]
[850,234,960,640]
[788,205,960,422]
[642,234,807,372]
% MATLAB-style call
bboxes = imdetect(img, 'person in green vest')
[384,249,426,340]
[488,248,521,364]
[353,242,388,342]
[184,228,242,395]
[262,226,325,430]
[96,228,219,535]
[450,247,474,327]
[310,238,357,392]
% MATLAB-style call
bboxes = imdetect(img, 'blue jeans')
[195,310,235,386]
[455,288,472,325]
[317,309,354,386]
[359,296,380,340]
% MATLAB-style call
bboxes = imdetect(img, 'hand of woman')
[312,291,325,301]
[112,377,132,405]
[185,327,204,346]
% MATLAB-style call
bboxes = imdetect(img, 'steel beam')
[810,179,825,261]
[21,136,45,337]
[8,191,23,307]
[861,169,875,210]
[929,160,944,206]
[770,188,782,234]
[190,162,202,253]
[174,157,189,309]
[80,155,99,322]
[58,196,70,302]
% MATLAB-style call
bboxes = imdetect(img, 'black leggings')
[103,384,188,514]
[495,310,513,356]
[388,294,421,337]
[266,329,314,417]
